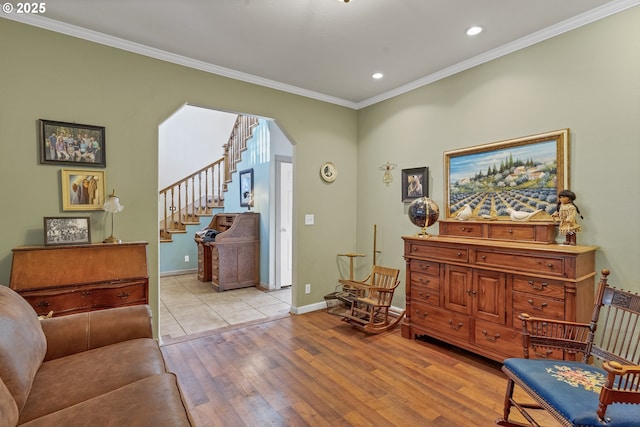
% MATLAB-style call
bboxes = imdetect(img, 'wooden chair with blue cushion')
[496,269,640,427]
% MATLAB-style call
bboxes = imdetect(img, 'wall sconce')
[103,189,124,243]
[379,162,397,185]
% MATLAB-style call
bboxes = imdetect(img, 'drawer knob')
[418,291,431,299]
[457,252,462,257]
[117,292,130,299]
[528,281,548,291]
[547,263,554,268]
[420,278,430,284]
[82,291,92,296]
[527,299,548,310]
[35,300,50,307]
[508,229,513,234]
[481,255,486,260]
[448,319,463,330]
[414,309,428,319]
[482,330,501,342]
[460,227,466,232]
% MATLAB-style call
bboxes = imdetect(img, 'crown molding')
[4,0,639,111]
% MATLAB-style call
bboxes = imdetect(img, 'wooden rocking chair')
[496,269,640,427]
[340,265,405,334]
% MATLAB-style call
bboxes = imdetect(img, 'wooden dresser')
[195,212,260,291]
[402,229,598,362]
[10,242,148,317]
[195,213,238,281]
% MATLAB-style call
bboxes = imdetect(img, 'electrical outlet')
[305,283,311,294]
[184,255,189,262]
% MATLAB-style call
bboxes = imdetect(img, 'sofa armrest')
[40,305,154,361]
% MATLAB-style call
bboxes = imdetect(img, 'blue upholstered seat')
[503,358,640,427]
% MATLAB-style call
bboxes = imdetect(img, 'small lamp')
[103,189,124,243]
[243,191,254,211]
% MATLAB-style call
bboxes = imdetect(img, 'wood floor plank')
[161,310,561,426]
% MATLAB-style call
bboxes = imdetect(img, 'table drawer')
[512,291,564,321]
[475,250,564,276]
[487,223,534,241]
[474,319,521,358]
[512,276,565,299]
[92,281,147,307]
[409,259,441,276]
[408,244,469,263]
[411,282,439,306]
[21,289,93,316]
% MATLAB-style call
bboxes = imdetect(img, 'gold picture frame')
[444,129,569,221]
[61,169,106,211]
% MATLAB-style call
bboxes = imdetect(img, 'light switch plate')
[304,214,314,225]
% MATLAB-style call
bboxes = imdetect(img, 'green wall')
[2,7,639,331]
[355,6,640,305]
[0,19,359,333]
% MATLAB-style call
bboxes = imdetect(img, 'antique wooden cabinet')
[195,213,238,281]
[402,232,598,362]
[10,242,148,317]
[195,212,260,291]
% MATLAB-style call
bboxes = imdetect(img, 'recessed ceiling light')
[372,72,383,80]
[466,26,483,36]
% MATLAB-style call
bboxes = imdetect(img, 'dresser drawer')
[408,244,469,263]
[439,221,483,238]
[512,276,565,299]
[409,259,440,276]
[474,319,522,358]
[410,271,440,290]
[20,289,93,316]
[487,223,534,241]
[410,301,469,342]
[475,251,564,276]
[512,291,564,321]
[92,281,147,307]
[411,281,439,306]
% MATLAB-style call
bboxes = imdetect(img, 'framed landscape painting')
[444,129,569,221]
[39,119,106,167]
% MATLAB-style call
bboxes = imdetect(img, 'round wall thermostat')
[320,162,337,183]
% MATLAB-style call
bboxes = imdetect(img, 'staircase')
[160,115,259,242]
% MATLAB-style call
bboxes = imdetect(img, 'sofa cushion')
[19,373,194,427]
[1,378,19,427]
[18,338,167,424]
[0,285,47,412]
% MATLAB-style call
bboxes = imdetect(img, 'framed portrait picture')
[239,168,254,208]
[444,128,569,221]
[61,169,106,211]
[401,167,428,202]
[44,217,91,246]
[39,119,106,167]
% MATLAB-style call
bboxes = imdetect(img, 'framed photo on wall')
[44,217,91,246]
[444,128,569,221]
[401,167,428,202]
[239,168,254,208]
[61,169,106,211]
[39,119,106,167]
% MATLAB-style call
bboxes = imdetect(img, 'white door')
[276,160,293,288]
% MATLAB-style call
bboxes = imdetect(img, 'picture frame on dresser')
[44,216,91,246]
[401,167,428,202]
[444,129,569,221]
[39,119,106,167]
[61,169,106,211]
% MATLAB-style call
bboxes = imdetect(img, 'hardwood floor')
[161,310,559,427]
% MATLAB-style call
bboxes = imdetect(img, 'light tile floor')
[159,274,292,344]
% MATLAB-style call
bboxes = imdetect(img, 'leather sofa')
[0,285,194,426]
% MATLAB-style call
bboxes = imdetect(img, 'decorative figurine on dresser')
[194,212,260,291]
[552,189,582,245]
[10,242,149,317]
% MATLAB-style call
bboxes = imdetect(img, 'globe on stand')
[408,197,440,236]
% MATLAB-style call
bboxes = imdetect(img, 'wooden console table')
[10,242,149,317]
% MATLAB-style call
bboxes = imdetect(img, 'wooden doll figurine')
[552,189,582,245]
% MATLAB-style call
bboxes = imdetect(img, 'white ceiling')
[5,0,639,109]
